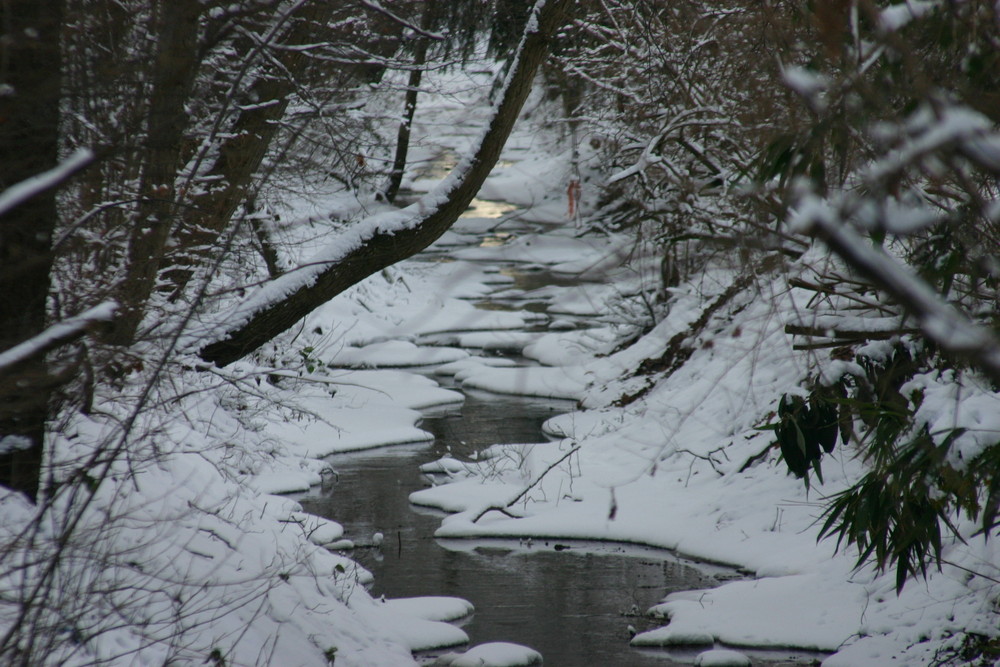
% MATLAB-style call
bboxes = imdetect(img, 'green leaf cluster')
[298,346,317,374]
[771,388,841,488]
[819,425,970,594]
[812,345,1000,592]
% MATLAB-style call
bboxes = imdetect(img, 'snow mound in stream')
[694,649,752,666]
[381,596,475,623]
[332,340,470,368]
[434,642,543,667]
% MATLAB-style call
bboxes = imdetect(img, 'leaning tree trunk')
[0,0,64,500]
[198,0,572,366]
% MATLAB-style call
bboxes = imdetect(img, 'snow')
[253,369,468,460]
[380,596,475,623]
[0,301,117,372]
[459,365,589,400]
[878,1,941,32]
[435,642,542,667]
[352,601,469,652]
[0,148,93,217]
[0,435,32,455]
[636,574,864,651]
[331,340,470,368]
[694,649,752,666]
[434,356,520,376]
[782,66,828,101]
[7,23,1000,667]
[288,511,345,547]
[456,330,540,352]
[452,233,609,266]
[1,413,421,665]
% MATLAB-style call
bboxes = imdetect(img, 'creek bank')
[300,373,727,667]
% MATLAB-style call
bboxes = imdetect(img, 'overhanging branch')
[793,199,1000,385]
[0,303,117,375]
[195,0,570,366]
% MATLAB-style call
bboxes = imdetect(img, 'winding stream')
[297,208,723,664]
[298,199,825,665]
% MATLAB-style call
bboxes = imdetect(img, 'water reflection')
[464,199,518,221]
[300,391,720,666]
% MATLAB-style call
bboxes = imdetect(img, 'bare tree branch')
[471,445,581,524]
[0,150,93,218]
[0,303,117,375]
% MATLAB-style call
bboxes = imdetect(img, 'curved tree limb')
[196,0,571,366]
[0,303,117,375]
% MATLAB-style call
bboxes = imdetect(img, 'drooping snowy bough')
[195,0,572,367]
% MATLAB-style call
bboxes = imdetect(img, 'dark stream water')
[300,388,734,666]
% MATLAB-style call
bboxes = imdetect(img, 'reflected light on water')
[462,197,517,220]
[479,231,514,247]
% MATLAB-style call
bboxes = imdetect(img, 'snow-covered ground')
[4,54,999,667]
[308,67,1000,665]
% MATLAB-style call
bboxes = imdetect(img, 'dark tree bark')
[108,0,202,345]
[383,3,434,204]
[0,0,64,500]
[199,0,572,367]
[165,2,406,298]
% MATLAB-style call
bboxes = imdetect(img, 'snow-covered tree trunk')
[197,0,572,367]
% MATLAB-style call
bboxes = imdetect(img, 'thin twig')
[471,446,581,523]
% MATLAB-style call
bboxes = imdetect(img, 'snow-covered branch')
[791,196,1000,384]
[0,149,93,218]
[0,302,117,374]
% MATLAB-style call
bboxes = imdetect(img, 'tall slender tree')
[0,0,65,500]
[382,1,436,204]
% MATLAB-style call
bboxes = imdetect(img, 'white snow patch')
[380,596,474,623]
[435,642,542,667]
[694,648,752,666]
